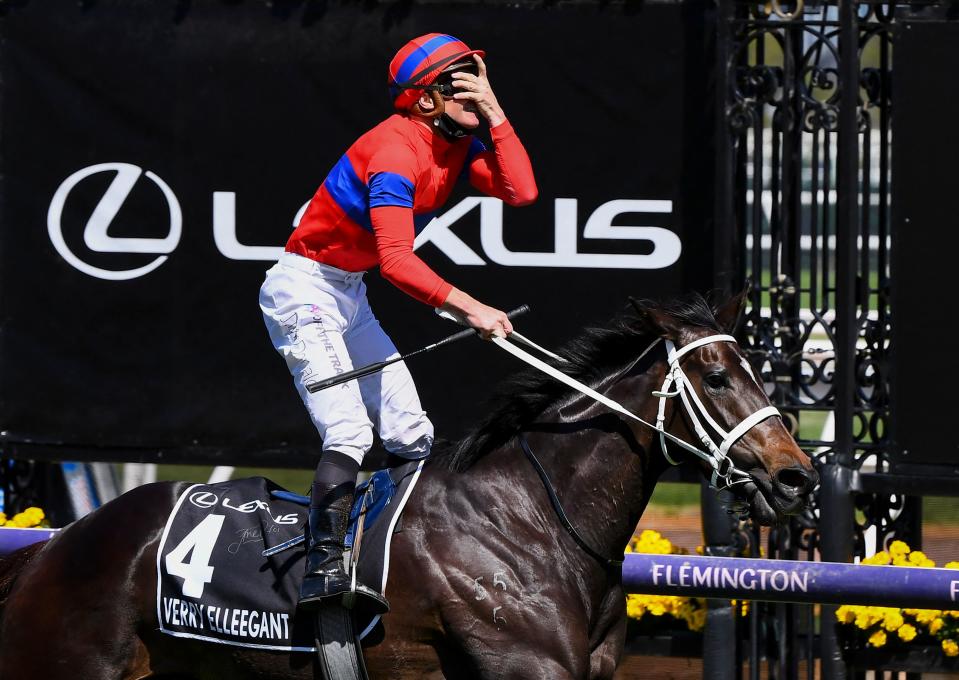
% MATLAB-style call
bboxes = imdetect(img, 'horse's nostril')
[776,466,816,493]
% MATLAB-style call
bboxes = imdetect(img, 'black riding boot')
[298,452,389,615]
[298,480,354,609]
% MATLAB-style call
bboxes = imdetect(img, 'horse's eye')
[704,371,729,391]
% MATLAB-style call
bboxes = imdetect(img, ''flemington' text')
[651,564,810,592]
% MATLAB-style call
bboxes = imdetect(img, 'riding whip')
[305,304,530,394]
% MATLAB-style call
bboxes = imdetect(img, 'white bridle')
[491,333,782,491]
[654,335,781,489]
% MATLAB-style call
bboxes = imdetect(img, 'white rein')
[491,333,781,491]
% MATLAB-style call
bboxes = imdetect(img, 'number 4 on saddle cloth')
[155,460,424,653]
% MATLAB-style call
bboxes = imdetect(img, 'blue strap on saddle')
[345,469,398,548]
[271,490,310,505]
[266,468,399,553]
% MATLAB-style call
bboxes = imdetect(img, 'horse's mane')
[439,294,722,472]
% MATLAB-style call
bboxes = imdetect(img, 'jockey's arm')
[370,204,451,307]
[369,204,512,339]
[467,120,538,207]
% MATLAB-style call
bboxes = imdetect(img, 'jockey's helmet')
[388,34,484,111]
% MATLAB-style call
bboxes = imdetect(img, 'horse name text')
[162,596,290,640]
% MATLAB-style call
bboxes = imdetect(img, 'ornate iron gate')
[709,0,899,677]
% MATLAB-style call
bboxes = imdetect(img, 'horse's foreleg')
[587,586,628,680]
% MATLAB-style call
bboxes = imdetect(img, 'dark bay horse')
[0,292,817,679]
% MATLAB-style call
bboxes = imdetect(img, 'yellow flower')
[868,630,887,648]
[0,512,6,526]
[689,608,706,632]
[882,609,904,631]
[862,551,891,566]
[647,601,666,616]
[631,530,677,556]
[856,607,875,630]
[945,561,959,570]
[942,639,959,657]
[836,606,856,624]
[908,550,929,566]
[4,507,46,528]
[626,597,646,619]
[929,618,945,635]
[897,624,917,642]
[915,609,942,625]
[889,541,909,557]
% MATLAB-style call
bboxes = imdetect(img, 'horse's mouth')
[738,470,809,526]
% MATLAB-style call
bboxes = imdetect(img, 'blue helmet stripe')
[394,34,458,85]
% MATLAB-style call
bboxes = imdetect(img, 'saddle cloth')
[156,460,424,652]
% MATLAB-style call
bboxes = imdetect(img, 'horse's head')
[633,291,818,525]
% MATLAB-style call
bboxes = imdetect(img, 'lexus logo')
[48,162,681,280]
[47,162,182,281]
[188,491,219,509]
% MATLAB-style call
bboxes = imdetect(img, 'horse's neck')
[521,367,668,565]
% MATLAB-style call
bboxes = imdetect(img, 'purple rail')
[622,553,959,609]
[0,527,58,556]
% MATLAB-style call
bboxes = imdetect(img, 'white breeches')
[259,252,434,465]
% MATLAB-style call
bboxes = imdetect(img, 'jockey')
[259,33,538,610]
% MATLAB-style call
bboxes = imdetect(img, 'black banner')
[0,1,716,464]
[890,21,959,467]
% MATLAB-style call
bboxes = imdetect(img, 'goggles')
[430,62,479,98]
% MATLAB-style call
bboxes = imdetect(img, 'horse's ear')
[714,284,751,333]
[629,297,685,340]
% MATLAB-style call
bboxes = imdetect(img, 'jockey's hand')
[451,55,506,128]
[441,289,513,340]
[465,303,513,340]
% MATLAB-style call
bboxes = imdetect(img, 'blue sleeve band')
[460,138,487,180]
[369,172,415,209]
[466,137,486,165]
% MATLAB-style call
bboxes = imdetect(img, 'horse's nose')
[774,464,819,498]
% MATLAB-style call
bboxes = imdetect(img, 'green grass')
[754,268,883,313]
[922,497,959,526]
[797,410,830,442]
[646,483,700,513]
[154,464,214,483]
[153,464,313,494]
